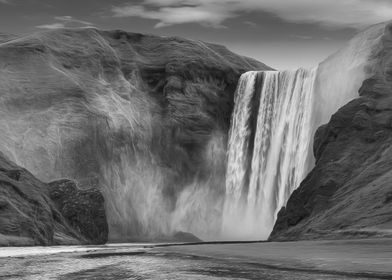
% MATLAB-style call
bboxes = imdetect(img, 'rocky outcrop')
[0,152,107,246]
[49,179,108,244]
[270,23,392,241]
[0,28,270,241]
[172,231,202,242]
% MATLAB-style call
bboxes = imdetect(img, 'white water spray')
[222,23,389,240]
[222,69,316,240]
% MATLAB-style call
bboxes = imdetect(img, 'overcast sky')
[1,0,391,69]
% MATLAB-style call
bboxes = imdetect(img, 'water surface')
[0,243,383,280]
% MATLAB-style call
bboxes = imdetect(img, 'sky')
[0,0,392,69]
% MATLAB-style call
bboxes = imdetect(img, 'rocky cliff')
[0,28,270,241]
[270,22,392,241]
[0,152,107,246]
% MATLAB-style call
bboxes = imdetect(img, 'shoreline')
[153,238,392,279]
[1,238,391,279]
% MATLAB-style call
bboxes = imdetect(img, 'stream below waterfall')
[1,241,388,280]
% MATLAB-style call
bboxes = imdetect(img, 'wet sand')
[154,238,392,279]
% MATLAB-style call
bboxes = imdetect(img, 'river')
[1,239,391,279]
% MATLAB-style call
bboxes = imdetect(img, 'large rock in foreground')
[49,179,108,244]
[0,152,107,246]
[270,23,392,241]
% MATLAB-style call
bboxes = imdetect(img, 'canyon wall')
[0,28,270,241]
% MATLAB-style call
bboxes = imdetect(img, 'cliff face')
[0,152,107,246]
[270,23,392,241]
[0,28,270,241]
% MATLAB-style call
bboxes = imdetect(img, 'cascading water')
[222,69,316,240]
[221,24,389,240]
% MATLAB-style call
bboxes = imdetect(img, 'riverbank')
[153,238,392,279]
[1,239,391,279]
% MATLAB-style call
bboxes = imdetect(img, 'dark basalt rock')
[49,179,108,244]
[0,152,107,246]
[172,231,202,243]
[270,23,392,241]
[0,155,54,246]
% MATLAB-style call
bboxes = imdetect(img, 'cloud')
[36,23,65,29]
[112,0,392,29]
[0,0,10,4]
[54,16,93,26]
[244,21,258,28]
[250,0,392,28]
[36,16,94,30]
[112,4,230,28]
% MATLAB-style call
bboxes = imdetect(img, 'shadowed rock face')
[0,28,270,241]
[0,152,55,246]
[49,179,108,244]
[270,23,392,241]
[0,152,107,246]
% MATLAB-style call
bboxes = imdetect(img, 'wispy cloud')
[112,0,392,29]
[53,16,93,26]
[244,21,258,28]
[0,0,10,4]
[36,16,94,29]
[36,23,65,29]
[112,3,230,28]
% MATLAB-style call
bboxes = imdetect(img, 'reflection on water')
[0,243,156,258]
[0,248,375,280]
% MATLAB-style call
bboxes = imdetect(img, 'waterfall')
[222,68,316,240]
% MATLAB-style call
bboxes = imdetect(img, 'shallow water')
[0,245,378,280]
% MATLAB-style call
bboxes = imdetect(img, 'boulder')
[49,179,108,245]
